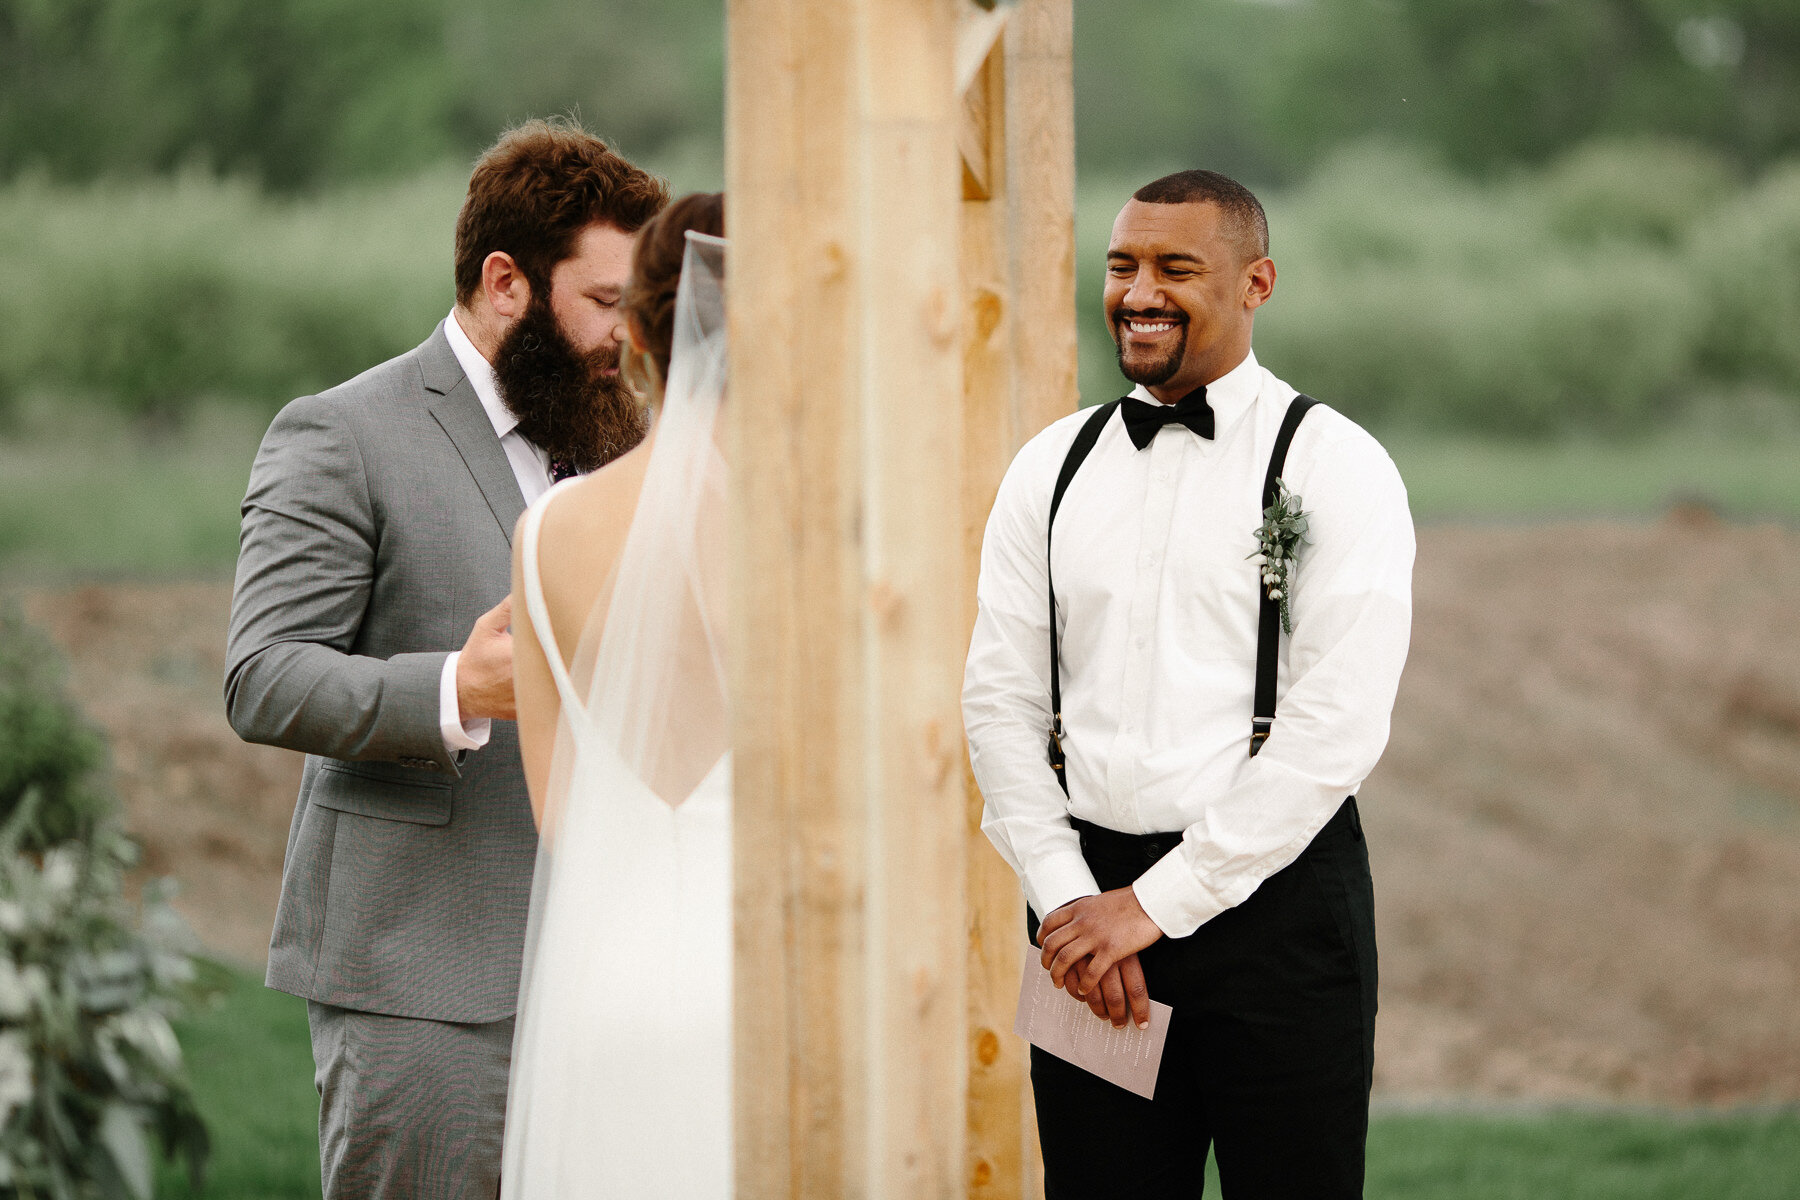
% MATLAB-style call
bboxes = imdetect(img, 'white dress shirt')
[438,310,558,754]
[962,350,1414,938]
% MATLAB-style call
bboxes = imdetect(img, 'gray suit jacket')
[226,322,538,1023]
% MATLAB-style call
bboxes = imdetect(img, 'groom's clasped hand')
[1037,888,1160,1031]
[458,595,518,722]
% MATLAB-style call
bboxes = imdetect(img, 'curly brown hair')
[622,192,726,382]
[454,117,669,304]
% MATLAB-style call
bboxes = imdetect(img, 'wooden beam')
[960,5,1077,1199]
[960,38,1017,1199]
[729,0,969,1194]
[726,0,857,1193]
[959,63,994,201]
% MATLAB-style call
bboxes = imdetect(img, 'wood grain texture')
[959,5,1077,1198]
[958,37,1023,1200]
[727,0,859,1194]
[729,0,974,1195]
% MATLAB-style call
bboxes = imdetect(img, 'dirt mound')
[11,516,1800,1103]
[16,582,300,963]
[1368,517,1800,1103]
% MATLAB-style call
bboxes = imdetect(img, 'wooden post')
[728,0,967,1195]
[959,6,1077,1199]
[729,1,1074,1195]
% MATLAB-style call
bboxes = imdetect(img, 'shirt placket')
[1106,431,1181,830]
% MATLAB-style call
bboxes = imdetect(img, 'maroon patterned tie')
[549,459,579,484]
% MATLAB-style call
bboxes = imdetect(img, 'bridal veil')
[503,230,731,1197]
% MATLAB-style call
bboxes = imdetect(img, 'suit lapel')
[419,322,527,545]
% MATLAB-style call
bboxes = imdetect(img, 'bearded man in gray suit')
[225,118,667,1199]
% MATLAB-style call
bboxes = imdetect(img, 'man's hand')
[456,596,516,721]
[1037,888,1163,1026]
[1070,954,1150,1031]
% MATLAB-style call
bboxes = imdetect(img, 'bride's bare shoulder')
[549,441,652,543]
[523,438,649,636]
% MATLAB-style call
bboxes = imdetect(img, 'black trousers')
[1029,798,1377,1200]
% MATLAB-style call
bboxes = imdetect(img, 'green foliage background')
[0,0,724,191]
[4,0,1800,436]
[9,0,1800,190]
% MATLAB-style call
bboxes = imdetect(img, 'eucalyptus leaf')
[98,1103,153,1200]
[0,610,209,1194]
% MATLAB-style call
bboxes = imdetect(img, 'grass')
[0,398,266,581]
[1386,424,1800,523]
[156,967,321,1200]
[145,969,1800,1198]
[1364,1107,1800,1199]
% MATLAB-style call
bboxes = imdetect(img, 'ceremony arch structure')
[727,1,1077,1195]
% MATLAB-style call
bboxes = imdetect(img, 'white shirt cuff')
[1131,846,1229,940]
[1026,851,1102,925]
[439,651,491,754]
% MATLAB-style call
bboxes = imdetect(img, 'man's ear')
[481,251,532,320]
[1244,256,1276,312]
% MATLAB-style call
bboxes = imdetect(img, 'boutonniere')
[1248,479,1309,635]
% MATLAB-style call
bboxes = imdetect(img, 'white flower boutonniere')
[1247,478,1309,635]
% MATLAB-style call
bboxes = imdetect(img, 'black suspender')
[1044,394,1319,792]
[1251,395,1319,756]
[1045,400,1121,796]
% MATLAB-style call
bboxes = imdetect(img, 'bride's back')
[512,192,728,823]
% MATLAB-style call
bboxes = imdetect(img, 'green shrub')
[6,137,1800,437]
[1538,139,1739,248]
[1259,141,1712,434]
[1692,163,1800,387]
[0,610,113,851]
[0,170,461,421]
[0,605,208,1198]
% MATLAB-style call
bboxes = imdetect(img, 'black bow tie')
[1119,387,1214,449]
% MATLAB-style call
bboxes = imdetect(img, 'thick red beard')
[494,298,647,473]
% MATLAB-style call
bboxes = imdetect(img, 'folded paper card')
[1013,948,1173,1100]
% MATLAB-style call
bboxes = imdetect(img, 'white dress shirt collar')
[437,309,556,761]
[1127,348,1263,433]
[444,309,519,443]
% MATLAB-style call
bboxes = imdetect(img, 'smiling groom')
[964,170,1415,1197]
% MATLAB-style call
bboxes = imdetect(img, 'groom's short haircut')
[1133,170,1269,264]
[454,117,669,304]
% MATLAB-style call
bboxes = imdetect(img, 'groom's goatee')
[494,298,647,473]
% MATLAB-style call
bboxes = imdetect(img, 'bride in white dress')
[502,195,729,1198]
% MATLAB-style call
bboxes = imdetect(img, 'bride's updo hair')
[622,191,725,385]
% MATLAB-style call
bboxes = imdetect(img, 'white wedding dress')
[501,232,732,1198]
